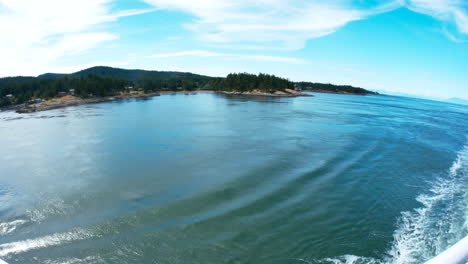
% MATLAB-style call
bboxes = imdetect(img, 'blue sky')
[1,0,467,99]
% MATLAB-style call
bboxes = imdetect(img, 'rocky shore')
[218,89,312,97]
[304,89,377,95]
[8,89,310,114]
[15,92,161,113]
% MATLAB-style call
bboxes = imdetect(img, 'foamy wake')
[0,228,94,257]
[318,143,468,264]
[0,220,27,236]
[43,255,104,264]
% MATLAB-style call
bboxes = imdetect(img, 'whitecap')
[0,228,94,257]
[315,141,468,264]
[0,220,27,236]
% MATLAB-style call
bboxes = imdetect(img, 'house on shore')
[29,98,45,104]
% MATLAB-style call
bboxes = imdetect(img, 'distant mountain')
[37,73,67,79]
[0,66,218,106]
[71,66,214,83]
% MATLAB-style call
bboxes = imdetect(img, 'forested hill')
[0,66,378,107]
[70,66,214,82]
[0,67,217,106]
[296,82,379,95]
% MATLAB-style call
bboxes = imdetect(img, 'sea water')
[0,92,466,264]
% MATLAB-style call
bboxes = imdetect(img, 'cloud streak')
[143,0,468,48]
[146,50,308,64]
[142,0,401,50]
[0,0,153,77]
[1,0,467,78]
[405,0,468,36]
[141,0,400,50]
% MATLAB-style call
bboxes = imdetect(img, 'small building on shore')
[69,89,75,96]
[58,91,67,97]
[29,98,45,104]
[5,94,13,99]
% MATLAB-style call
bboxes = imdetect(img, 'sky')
[0,0,467,99]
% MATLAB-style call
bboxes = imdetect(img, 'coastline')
[11,90,219,114]
[304,89,378,95]
[217,89,313,97]
[4,89,379,114]
[7,90,311,114]
[15,92,162,113]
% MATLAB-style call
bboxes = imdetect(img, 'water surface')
[0,92,467,264]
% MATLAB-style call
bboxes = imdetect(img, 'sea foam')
[0,228,94,257]
[318,141,468,264]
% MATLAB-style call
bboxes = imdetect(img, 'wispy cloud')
[143,0,468,48]
[142,0,399,50]
[146,50,307,64]
[0,0,153,77]
[406,0,468,35]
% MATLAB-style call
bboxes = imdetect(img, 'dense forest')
[0,67,215,107]
[211,73,294,92]
[0,66,377,107]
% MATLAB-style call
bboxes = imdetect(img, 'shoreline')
[15,92,162,113]
[217,89,313,97]
[304,89,378,95]
[3,89,378,114]
[12,90,217,114]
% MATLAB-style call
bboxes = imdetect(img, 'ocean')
[0,92,466,264]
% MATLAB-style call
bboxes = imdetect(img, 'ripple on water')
[313,142,468,264]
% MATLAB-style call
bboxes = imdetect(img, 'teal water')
[0,92,466,264]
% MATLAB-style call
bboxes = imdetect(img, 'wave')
[0,220,27,236]
[317,142,468,264]
[0,143,466,263]
[0,228,94,257]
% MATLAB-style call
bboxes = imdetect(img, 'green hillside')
[0,66,377,107]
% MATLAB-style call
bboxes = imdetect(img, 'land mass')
[0,66,378,113]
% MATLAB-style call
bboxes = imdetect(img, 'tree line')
[0,74,212,107]
[0,66,377,108]
[0,75,128,107]
[211,73,294,92]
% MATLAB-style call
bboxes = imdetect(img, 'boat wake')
[318,142,468,264]
[0,220,27,237]
[0,228,93,257]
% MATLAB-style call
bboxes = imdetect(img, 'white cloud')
[146,50,307,64]
[1,0,467,79]
[406,0,468,34]
[0,0,153,77]
[143,0,399,50]
[143,0,468,48]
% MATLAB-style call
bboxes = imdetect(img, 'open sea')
[0,92,466,264]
